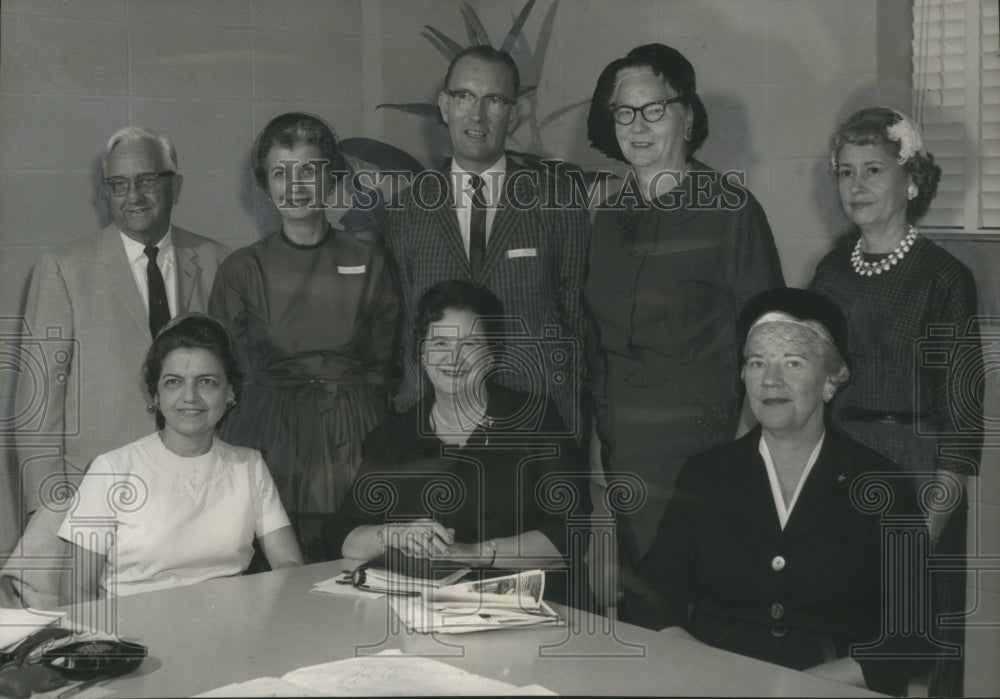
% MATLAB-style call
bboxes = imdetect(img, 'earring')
[146,396,160,414]
[684,124,693,142]
[907,182,918,200]
[226,398,238,408]
[822,387,835,402]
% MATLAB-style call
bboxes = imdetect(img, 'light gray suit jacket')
[13,224,230,514]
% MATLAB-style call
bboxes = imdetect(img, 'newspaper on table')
[390,569,563,634]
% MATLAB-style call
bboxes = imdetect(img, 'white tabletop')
[60,561,882,697]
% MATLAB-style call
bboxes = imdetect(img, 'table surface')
[58,561,881,697]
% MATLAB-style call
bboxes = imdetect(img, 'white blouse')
[58,433,290,597]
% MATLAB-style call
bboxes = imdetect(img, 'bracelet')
[487,539,497,567]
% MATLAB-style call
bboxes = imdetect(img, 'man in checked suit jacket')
[385,46,590,436]
[0,127,229,607]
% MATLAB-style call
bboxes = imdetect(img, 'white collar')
[758,431,825,530]
[120,226,175,263]
[450,155,507,192]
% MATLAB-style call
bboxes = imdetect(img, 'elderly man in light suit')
[0,126,229,607]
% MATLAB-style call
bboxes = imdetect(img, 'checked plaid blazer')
[383,152,591,437]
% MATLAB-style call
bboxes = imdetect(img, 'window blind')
[913,0,999,230]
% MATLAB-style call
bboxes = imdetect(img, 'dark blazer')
[383,153,590,432]
[624,424,924,696]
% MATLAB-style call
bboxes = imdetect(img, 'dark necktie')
[144,246,170,338]
[468,174,487,282]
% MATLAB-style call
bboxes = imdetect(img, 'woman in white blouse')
[58,314,301,601]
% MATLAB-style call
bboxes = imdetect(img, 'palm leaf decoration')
[422,25,464,57]
[500,0,536,54]
[460,3,492,46]
[376,0,595,179]
[377,0,542,121]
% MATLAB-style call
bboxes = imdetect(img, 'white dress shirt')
[450,156,506,258]
[119,227,177,318]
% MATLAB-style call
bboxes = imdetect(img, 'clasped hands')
[383,519,491,564]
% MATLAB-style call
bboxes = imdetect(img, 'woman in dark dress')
[810,107,982,696]
[209,113,398,561]
[626,288,924,696]
[584,43,785,569]
[326,281,592,603]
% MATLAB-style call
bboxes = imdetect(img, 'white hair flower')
[886,110,923,165]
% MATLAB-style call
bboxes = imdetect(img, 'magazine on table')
[388,568,562,634]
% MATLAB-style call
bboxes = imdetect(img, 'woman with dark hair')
[584,44,785,568]
[209,113,398,561]
[626,288,923,696]
[325,281,591,597]
[57,315,301,600]
[810,106,982,696]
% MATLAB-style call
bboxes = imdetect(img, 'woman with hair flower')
[810,106,983,697]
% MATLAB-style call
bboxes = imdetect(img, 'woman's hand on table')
[385,519,455,558]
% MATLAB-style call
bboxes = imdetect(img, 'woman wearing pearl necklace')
[810,107,982,698]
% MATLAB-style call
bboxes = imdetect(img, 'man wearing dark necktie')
[384,46,591,437]
[145,246,170,338]
[1,127,230,608]
[467,174,487,282]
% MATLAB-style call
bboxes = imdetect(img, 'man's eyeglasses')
[610,97,686,126]
[446,90,515,115]
[102,171,176,197]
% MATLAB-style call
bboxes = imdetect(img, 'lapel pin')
[837,473,847,483]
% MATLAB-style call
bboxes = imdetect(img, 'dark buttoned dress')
[625,425,924,696]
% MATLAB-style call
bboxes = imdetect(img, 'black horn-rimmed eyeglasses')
[610,97,686,126]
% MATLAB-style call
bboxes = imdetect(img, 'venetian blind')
[913,0,1000,230]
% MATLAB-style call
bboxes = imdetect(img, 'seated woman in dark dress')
[325,281,592,601]
[623,288,924,696]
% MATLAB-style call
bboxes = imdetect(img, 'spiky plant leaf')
[460,3,492,46]
[501,0,537,54]
[423,25,464,57]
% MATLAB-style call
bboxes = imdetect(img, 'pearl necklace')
[850,226,918,277]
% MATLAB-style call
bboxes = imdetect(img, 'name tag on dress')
[506,248,537,259]
[337,265,366,274]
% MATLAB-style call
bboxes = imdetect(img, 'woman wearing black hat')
[623,288,923,696]
[584,44,785,571]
